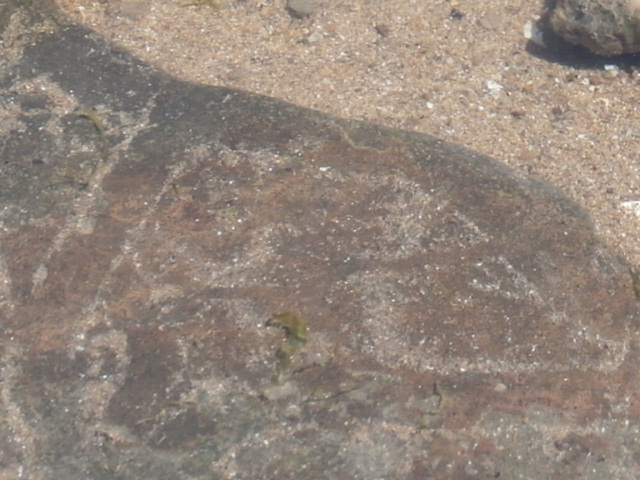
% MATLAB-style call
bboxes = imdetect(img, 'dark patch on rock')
[1,1,639,478]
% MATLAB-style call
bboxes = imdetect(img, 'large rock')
[548,0,640,56]
[1,1,639,478]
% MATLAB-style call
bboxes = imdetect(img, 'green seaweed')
[79,106,108,153]
[267,312,308,382]
[630,267,640,300]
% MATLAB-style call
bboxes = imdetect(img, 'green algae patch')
[78,105,110,162]
[267,312,308,383]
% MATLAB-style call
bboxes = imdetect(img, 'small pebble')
[494,382,508,393]
[375,23,391,37]
[485,80,504,98]
[287,0,320,19]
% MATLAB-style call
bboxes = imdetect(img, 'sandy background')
[53,0,640,267]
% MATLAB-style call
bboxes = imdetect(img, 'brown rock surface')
[50,0,640,271]
[1,1,640,478]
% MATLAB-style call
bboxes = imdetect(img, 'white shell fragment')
[523,20,546,48]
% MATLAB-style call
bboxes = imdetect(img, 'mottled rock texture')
[548,0,640,55]
[1,1,639,479]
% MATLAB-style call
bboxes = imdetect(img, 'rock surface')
[1,1,640,478]
[548,0,640,55]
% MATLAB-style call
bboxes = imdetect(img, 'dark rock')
[1,0,639,478]
[548,0,640,56]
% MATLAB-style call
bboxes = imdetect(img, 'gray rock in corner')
[548,0,640,55]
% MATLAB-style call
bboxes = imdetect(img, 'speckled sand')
[55,0,640,267]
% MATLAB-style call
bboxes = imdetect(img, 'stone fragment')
[286,0,319,18]
[548,0,640,55]
[1,0,640,478]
